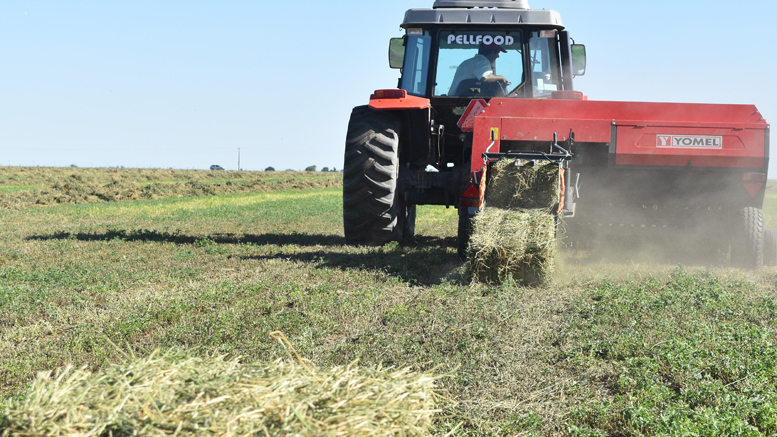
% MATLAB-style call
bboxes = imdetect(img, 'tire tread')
[343,106,402,245]
[732,207,764,269]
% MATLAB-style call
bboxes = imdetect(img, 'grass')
[2,169,777,436]
[559,270,777,436]
[0,185,42,194]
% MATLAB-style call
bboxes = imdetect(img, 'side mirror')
[571,44,586,76]
[389,38,405,69]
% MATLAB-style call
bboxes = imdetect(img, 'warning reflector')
[744,183,764,197]
[457,99,488,132]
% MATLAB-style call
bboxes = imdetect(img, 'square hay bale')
[0,350,443,437]
[486,159,560,211]
[468,208,557,286]
[466,158,561,286]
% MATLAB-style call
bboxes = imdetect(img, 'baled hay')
[468,208,557,286]
[0,350,442,437]
[485,160,559,211]
[467,159,560,285]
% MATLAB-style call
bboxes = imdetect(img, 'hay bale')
[468,208,557,286]
[486,160,559,211]
[1,350,442,436]
[467,159,560,286]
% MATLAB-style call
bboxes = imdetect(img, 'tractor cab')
[389,0,586,101]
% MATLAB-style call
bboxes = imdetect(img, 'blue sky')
[2,0,775,173]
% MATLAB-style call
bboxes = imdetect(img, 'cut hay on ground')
[0,349,442,436]
[468,160,560,285]
[0,176,341,210]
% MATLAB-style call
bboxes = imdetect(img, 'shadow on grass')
[26,229,462,285]
[240,235,462,286]
[26,228,346,247]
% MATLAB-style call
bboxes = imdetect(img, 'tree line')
[263,166,340,172]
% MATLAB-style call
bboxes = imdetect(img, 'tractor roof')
[434,0,530,8]
[403,0,563,28]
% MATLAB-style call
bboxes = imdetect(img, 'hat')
[480,43,507,53]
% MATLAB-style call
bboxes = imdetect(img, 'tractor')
[343,0,771,268]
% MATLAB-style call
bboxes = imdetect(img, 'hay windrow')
[0,168,342,210]
[468,160,560,286]
[0,350,443,437]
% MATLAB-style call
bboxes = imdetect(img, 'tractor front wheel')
[343,106,411,245]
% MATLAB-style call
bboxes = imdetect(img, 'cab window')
[400,34,432,97]
[434,30,524,98]
[529,31,562,98]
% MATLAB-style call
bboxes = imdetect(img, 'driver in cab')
[449,43,511,96]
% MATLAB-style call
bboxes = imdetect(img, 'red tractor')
[343,0,771,268]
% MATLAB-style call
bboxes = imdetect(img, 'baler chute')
[463,140,571,285]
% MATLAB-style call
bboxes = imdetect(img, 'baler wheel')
[731,207,765,269]
[343,106,411,245]
[764,228,777,267]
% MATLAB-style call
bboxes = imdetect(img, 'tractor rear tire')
[731,207,765,269]
[343,106,410,245]
[765,228,777,267]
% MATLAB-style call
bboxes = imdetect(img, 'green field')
[3,168,777,436]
